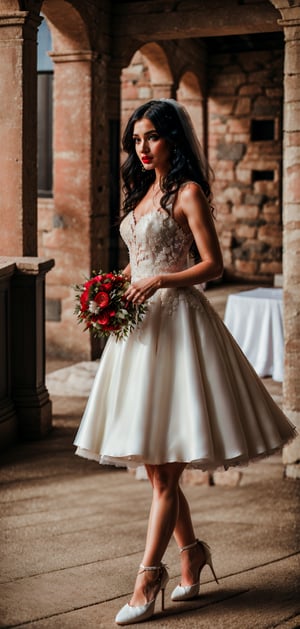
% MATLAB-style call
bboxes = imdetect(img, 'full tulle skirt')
[74,287,296,470]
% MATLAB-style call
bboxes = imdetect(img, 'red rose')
[80,288,89,311]
[85,277,98,289]
[97,311,110,326]
[102,281,113,291]
[95,291,110,308]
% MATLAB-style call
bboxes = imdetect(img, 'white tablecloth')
[224,287,283,382]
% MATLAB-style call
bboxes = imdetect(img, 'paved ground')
[0,283,299,628]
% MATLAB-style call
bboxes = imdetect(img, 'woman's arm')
[161,182,223,287]
[122,263,131,281]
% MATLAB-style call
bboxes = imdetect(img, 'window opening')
[252,170,274,182]
[251,119,275,142]
[37,17,53,197]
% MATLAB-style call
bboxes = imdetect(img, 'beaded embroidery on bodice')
[120,209,193,282]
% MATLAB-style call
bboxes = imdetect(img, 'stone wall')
[208,46,284,281]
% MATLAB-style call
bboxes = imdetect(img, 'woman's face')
[133,117,171,175]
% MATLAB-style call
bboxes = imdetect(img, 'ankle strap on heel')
[139,563,164,573]
[179,539,199,553]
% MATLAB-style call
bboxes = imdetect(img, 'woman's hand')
[124,276,162,304]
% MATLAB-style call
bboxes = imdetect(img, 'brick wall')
[208,47,283,281]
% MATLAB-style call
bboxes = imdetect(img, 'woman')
[74,99,296,626]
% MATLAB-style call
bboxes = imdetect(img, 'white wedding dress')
[74,207,296,470]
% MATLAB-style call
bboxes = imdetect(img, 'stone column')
[105,59,123,271]
[271,2,300,477]
[0,7,42,256]
[8,257,54,439]
[44,51,96,360]
[91,56,123,359]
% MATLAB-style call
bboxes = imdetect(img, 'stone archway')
[177,70,205,148]
[121,41,174,133]
[139,42,174,98]
[41,0,89,51]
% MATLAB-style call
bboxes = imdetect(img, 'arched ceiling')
[139,42,173,85]
[41,0,90,52]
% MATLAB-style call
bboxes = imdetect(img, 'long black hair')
[121,99,213,216]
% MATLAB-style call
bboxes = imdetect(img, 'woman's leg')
[145,469,196,548]
[130,462,185,607]
[146,466,204,586]
[173,486,196,547]
[173,486,206,586]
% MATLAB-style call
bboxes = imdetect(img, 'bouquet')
[74,270,147,341]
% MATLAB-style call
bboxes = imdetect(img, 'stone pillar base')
[13,388,52,440]
[0,403,17,449]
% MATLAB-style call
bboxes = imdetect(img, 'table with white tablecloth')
[223,287,283,382]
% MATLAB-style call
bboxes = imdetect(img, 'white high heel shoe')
[171,539,219,602]
[115,563,169,625]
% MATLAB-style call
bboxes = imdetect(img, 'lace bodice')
[120,209,193,282]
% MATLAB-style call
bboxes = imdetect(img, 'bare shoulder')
[177,181,209,213]
[178,181,207,206]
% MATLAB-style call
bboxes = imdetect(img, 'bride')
[74,99,296,626]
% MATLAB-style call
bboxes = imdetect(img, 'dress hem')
[74,430,297,472]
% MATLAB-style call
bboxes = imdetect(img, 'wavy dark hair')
[121,99,213,216]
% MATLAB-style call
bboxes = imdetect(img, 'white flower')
[88,300,99,314]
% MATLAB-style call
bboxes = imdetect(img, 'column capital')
[0,10,42,26]
[49,50,97,64]
[278,16,300,27]
[278,17,300,41]
[269,1,300,29]
[0,10,42,41]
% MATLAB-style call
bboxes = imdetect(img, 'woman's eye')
[133,134,159,144]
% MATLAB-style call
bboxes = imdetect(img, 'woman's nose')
[141,138,149,152]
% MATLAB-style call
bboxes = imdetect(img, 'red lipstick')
[141,157,152,163]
